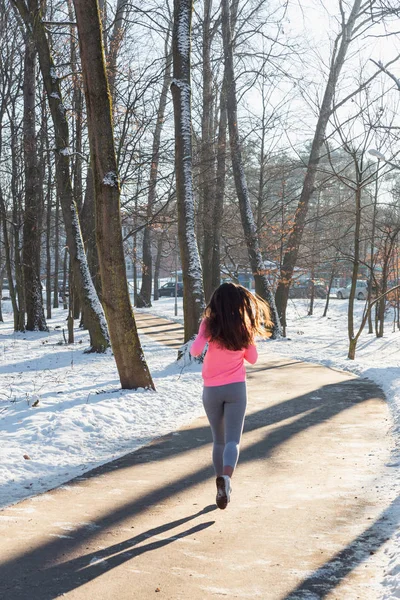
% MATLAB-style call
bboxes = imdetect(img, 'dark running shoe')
[216,475,231,510]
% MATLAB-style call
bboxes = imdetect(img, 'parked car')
[158,281,183,297]
[289,279,327,299]
[336,280,369,301]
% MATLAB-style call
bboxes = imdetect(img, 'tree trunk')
[10,117,25,332]
[41,93,53,319]
[136,226,153,308]
[53,190,60,308]
[45,149,52,320]
[133,230,138,306]
[322,256,337,318]
[200,0,215,302]
[368,166,379,333]
[308,191,321,317]
[72,39,83,336]
[0,266,4,323]
[153,230,166,301]
[69,0,91,327]
[137,39,172,308]
[211,81,227,293]
[171,0,205,343]
[62,245,68,309]
[68,259,74,344]
[221,0,280,337]
[107,0,129,103]
[256,99,267,234]
[0,96,21,331]
[347,186,362,355]
[0,238,4,322]
[275,0,363,331]
[22,36,48,331]
[397,247,400,331]
[81,168,102,297]
[12,0,110,352]
[348,337,357,360]
[80,0,128,300]
[377,235,397,338]
[308,276,315,316]
[73,0,154,389]
[0,191,19,330]
[73,282,81,320]
[67,0,83,213]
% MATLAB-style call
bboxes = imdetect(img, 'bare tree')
[137,32,172,308]
[199,0,216,302]
[274,0,396,333]
[12,0,110,352]
[221,0,280,336]
[0,5,25,331]
[73,0,154,389]
[22,34,47,331]
[212,80,228,293]
[171,0,205,343]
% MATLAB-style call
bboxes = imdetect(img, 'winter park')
[1,0,400,599]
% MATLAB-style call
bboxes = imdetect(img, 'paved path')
[0,313,397,600]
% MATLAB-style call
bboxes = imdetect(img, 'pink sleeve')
[244,344,258,364]
[190,319,209,357]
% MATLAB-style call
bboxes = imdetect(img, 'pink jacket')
[190,319,258,387]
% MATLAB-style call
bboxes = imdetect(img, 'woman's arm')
[244,344,258,364]
[190,320,209,357]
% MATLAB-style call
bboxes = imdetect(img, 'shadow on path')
[284,495,400,599]
[0,371,392,599]
[3,507,216,600]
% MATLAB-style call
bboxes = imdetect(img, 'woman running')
[190,282,272,509]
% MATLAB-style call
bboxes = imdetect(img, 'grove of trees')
[1,0,400,385]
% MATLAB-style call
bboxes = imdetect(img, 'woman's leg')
[222,382,247,477]
[202,386,225,476]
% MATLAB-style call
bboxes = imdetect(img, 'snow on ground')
[275,297,400,600]
[1,293,400,596]
[0,302,203,510]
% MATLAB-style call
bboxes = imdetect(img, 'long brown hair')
[204,282,273,350]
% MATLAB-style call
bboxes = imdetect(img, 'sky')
[241,0,400,157]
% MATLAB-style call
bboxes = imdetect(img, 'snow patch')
[103,171,118,187]
[0,305,201,509]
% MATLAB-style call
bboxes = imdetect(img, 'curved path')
[0,312,397,599]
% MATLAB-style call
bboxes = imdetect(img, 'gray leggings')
[202,382,247,476]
